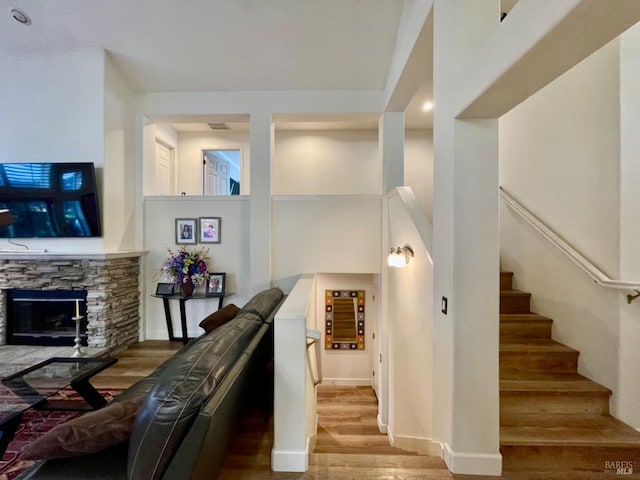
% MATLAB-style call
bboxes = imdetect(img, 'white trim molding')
[393,434,443,457]
[377,414,388,434]
[271,447,309,473]
[322,377,372,386]
[443,443,502,476]
[387,425,442,457]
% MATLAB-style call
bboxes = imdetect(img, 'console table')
[153,293,234,345]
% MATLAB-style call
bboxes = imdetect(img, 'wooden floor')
[91,341,639,479]
[91,339,183,389]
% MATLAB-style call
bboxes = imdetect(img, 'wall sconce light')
[387,246,414,268]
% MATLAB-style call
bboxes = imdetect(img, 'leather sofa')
[20,287,285,480]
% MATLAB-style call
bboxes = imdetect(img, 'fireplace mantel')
[0,250,146,260]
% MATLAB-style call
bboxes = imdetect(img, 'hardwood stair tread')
[500,379,610,393]
[500,339,578,353]
[500,289,531,296]
[501,413,636,428]
[500,372,611,394]
[309,453,444,468]
[501,416,640,447]
[500,313,552,322]
[500,372,609,393]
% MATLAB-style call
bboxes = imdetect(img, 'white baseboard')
[386,425,441,456]
[271,447,309,472]
[321,377,372,386]
[393,435,443,456]
[443,443,502,476]
[377,413,387,434]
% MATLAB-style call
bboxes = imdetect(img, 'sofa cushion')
[237,287,284,322]
[199,303,240,334]
[127,316,261,480]
[20,398,142,460]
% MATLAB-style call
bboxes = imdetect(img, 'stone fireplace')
[0,252,144,352]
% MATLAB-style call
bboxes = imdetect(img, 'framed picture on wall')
[199,217,221,243]
[206,272,226,296]
[175,218,197,244]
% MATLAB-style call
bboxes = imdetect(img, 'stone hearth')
[0,252,144,352]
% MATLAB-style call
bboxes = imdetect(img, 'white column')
[249,112,274,294]
[618,24,640,430]
[378,112,405,434]
[432,0,501,475]
[380,112,405,193]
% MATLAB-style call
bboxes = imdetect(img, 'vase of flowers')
[161,246,210,297]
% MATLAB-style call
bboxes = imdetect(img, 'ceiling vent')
[207,123,230,131]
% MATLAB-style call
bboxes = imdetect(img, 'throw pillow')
[199,303,240,333]
[20,398,142,460]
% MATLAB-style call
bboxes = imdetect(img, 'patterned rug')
[0,388,123,480]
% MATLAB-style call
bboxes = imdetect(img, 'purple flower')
[161,247,211,286]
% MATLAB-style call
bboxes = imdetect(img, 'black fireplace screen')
[7,289,88,346]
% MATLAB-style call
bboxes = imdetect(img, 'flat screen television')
[0,162,101,238]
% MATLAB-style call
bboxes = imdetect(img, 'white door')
[206,156,219,195]
[205,154,230,195]
[203,149,241,195]
[155,142,173,195]
[218,161,230,195]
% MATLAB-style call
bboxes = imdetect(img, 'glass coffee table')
[0,356,117,456]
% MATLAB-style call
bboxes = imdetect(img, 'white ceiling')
[0,0,447,131]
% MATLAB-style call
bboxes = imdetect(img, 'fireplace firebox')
[6,289,88,346]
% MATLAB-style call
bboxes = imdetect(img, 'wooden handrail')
[500,187,640,299]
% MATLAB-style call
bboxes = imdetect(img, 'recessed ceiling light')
[10,7,31,25]
[422,101,434,112]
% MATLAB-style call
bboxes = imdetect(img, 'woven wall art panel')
[325,290,365,350]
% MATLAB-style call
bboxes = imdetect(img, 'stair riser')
[500,273,513,290]
[501,445,640,473]
[500,322,552,340]
[500,294,531,314]
[500,352,578,373]
[501,393,610,416]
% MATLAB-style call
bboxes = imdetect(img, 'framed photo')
[199,217,221,243]
[206,272,226,296]
[155,282,175,296]
[175,218,197,244]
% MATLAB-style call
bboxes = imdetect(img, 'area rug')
[0,388,123,480]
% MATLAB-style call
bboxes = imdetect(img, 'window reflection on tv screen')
[0,163,101,238]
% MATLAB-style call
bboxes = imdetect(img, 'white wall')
[314,273,377,385]
[273,130,381,195]
[104,54,136,251]
[271,196,382,289]
[143,196,250,339]
[386,189,436,454]
[500,38,625,415]
[405,129,433,219]
[500,39,621,274]
[0,48,106,252]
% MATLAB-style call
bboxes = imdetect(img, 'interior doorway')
[202,149,241,195]
[155,140,174,195]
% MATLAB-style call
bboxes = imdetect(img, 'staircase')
[310,385,451,477]
[500,271,640,476]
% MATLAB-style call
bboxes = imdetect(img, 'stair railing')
[500,186,640,302]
